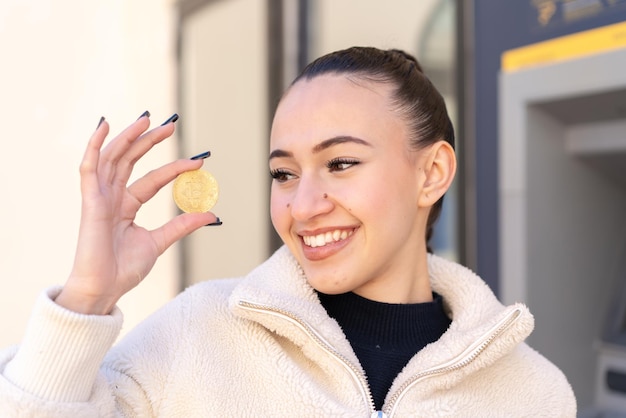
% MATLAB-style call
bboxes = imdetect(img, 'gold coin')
[172,169,219,213]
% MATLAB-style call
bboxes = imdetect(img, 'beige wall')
[0,0,446,348]
[0,0,180,346]
[179,0,271,286]
[311,0,439,57]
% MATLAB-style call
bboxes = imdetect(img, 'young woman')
[0,47,576,416]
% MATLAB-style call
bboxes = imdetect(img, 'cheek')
[359,175,415,219]
[354,177,392,210]
[270,190,290,233]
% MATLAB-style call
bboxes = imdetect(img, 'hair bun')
[389,49,424,73]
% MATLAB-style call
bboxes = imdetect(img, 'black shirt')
[317,291,451,410]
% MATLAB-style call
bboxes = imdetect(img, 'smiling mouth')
[302,229,355,248]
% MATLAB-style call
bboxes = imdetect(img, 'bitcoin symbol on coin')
[172,169,219,213]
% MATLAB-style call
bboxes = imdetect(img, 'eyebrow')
[269,136,372,161]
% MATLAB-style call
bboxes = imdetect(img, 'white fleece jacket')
[0,246,576,417]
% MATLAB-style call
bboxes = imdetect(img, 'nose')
[289,174,334,221]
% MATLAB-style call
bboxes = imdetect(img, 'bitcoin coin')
[172,169,219,213]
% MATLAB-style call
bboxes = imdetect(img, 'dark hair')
[292,47,455,253]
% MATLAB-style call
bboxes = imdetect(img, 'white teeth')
[303,229,354,248]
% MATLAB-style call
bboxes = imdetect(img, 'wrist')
[55,287,117,315]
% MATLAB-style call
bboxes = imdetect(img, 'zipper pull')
[371,412,387,418]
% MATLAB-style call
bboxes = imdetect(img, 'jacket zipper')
[239,301,522,418]
[383,307,523,417]
[238,300,377,414]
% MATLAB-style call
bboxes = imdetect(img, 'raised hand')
[55,113,217,315]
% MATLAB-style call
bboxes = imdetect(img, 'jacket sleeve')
[513,343,578,417]
[0,287,128,417]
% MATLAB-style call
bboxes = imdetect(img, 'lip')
[298,226,357,261]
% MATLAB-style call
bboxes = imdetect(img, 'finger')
[127,158,203,204]
[112,121,177,187]
[151,212,219,256]
[79,118,110,197]
[98,116,152,183]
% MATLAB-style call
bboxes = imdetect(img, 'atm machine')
[499,42,626,414]
[598,259,626,415]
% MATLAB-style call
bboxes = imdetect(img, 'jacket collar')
[388,254,535,396]
[229,246,534,383]
[229,246,360,365]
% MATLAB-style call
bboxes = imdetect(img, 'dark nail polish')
[206,217,222,226]
[190,151,211,160]
[161,113,179,126]
[137,110,151,120]
[97,116,105,129]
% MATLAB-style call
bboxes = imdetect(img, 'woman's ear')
[418,140,457,207]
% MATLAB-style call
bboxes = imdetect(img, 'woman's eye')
[327,158,360,172]
[269,169,296,183]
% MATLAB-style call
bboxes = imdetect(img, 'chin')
[304,272,353,295]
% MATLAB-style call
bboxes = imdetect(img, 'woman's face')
[269,74,431,302]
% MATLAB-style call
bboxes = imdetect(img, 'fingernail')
[206,217,222,226]
[190,151,211,160]
[161,113,179,126]
[97,116,105,129]
[137,110,151,120]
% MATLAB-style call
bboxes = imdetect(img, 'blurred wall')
[311,0,438,56]
[0,0,180,347]
[178,0,271,286]
[0,0,447,348]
